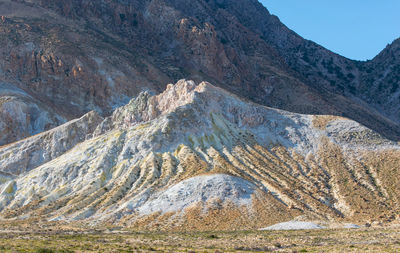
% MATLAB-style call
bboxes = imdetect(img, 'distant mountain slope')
[0,0,399,145]
[0,80,399,230]
[208,0,400,136]
[360,39,400,122]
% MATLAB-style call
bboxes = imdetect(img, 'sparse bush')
[207,234,219,239]
[220,37,228,44]
[36,248,74,253]
[36,248,55,253]
[347,73,355,79]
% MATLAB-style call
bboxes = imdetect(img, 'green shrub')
[36,249,55,253]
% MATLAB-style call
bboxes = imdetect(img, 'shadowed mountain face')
[0,0,399,145]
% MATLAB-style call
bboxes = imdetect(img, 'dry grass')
[312,115,346,130]
[0,226,399,252]
[128,194,300,232]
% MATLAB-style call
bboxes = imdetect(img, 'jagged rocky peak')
[93,79,201,134]
[0,80,399,230]
[99,79,395,151]
[113,80,201,124]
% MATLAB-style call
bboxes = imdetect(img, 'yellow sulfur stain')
[100,172,107,183]
[4,182,15,194]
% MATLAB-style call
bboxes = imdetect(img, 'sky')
[260,0,400,61]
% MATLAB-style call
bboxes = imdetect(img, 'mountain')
[0,80,399,230]
[359,39,400,122]
[0,0,399,231]
[0,0,399,146]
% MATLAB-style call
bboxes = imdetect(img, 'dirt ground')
[0,225,399,252]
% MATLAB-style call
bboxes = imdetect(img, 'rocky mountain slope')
[0,0,399,145]
[360,39,400,122]
[0,110,102,175]
[0,80,399,231]
[0,81,65,145]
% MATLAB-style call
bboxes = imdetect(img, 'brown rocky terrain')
[0,0,399,145]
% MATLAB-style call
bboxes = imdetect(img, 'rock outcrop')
[0,82,65,145]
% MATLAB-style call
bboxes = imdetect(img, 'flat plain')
[0,224,399,252]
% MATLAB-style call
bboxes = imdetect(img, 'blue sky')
[259,0,400,61]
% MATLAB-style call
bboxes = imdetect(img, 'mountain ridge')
[0,80,399,230]
[0,0,399,145]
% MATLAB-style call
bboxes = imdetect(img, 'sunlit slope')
[0,80,399,230]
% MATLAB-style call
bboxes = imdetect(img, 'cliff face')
[0,82,65,145]
[0,0,399,145]
[0,0,171,145]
